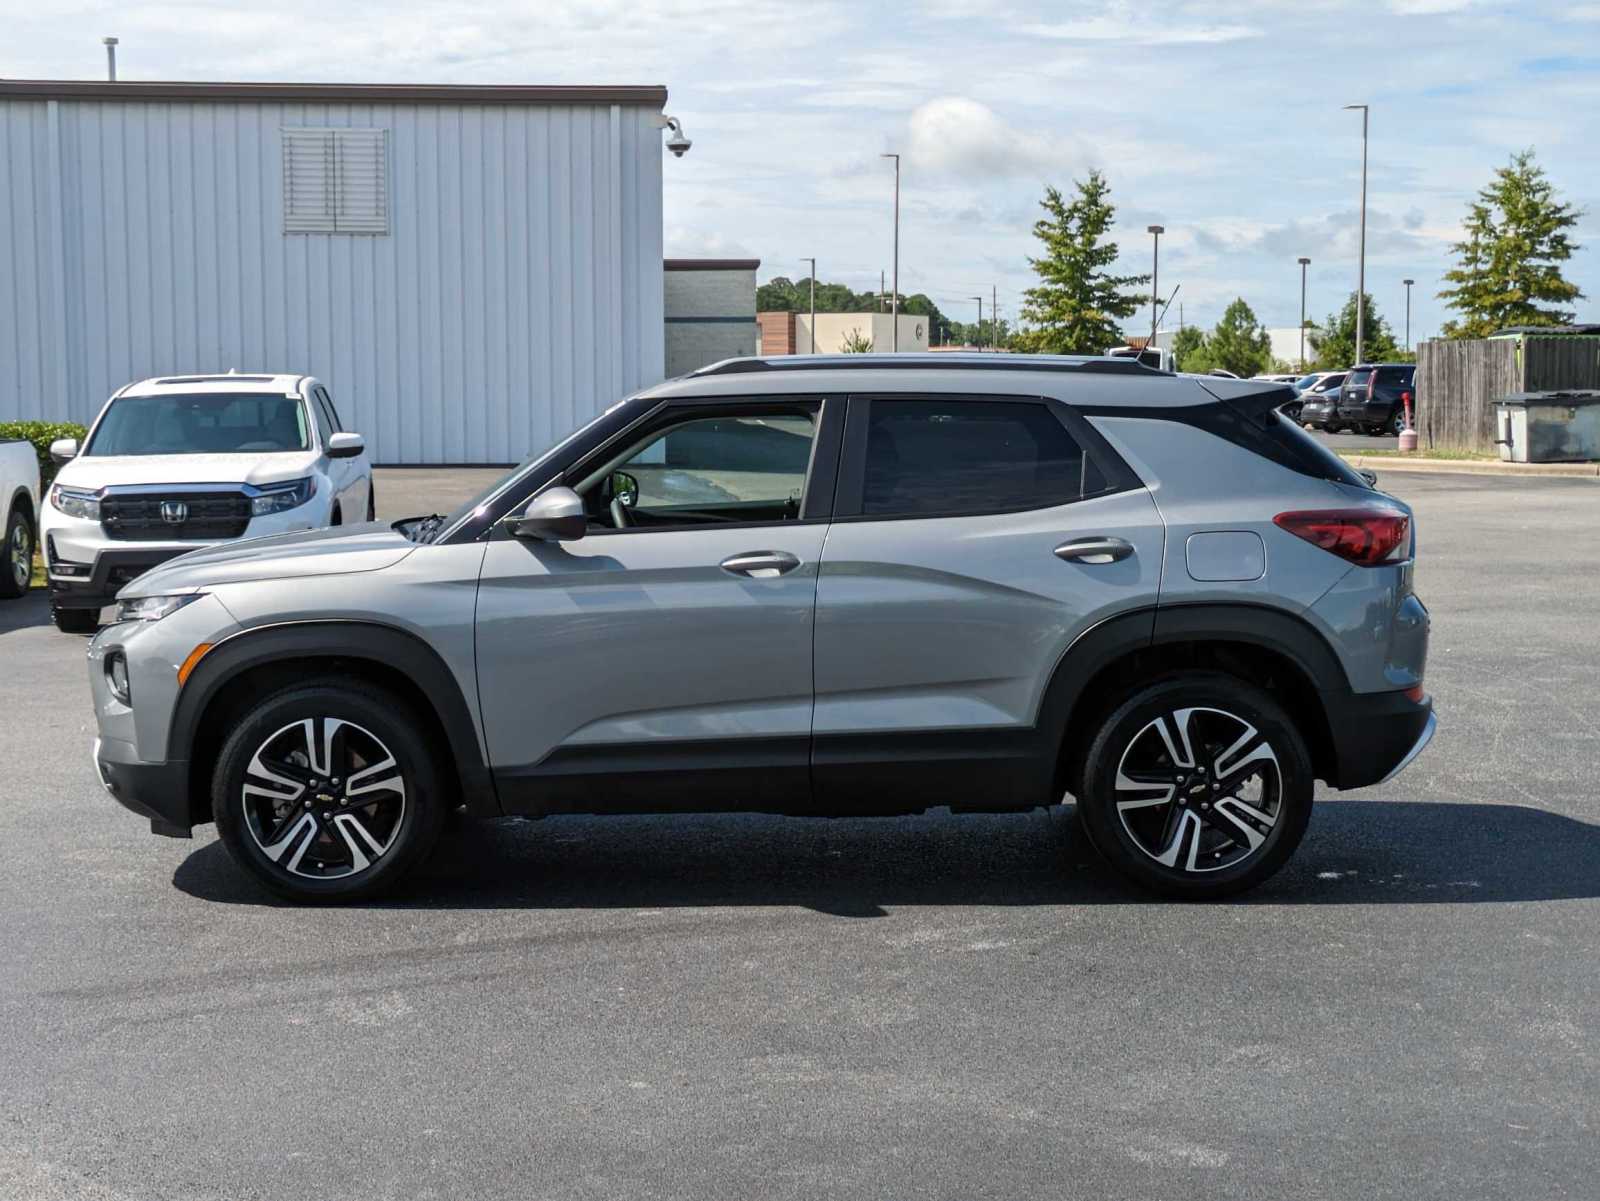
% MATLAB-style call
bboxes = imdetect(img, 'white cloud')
[1387,0,1478,11]
[905,97,1082,181]
[1019,16,1261,43]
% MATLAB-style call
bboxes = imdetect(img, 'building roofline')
[665,258,761,271]
[0,80,669,106]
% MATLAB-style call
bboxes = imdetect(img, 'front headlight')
[251,477,316,517]
[113,594,204,624]
[50,484,101,520]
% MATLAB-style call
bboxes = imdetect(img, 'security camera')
[661,115,692,158]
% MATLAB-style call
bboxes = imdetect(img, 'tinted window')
[861,399,1092,518]
[85,393,309,455]
[1343,369,1373,394]
[315,387,343,432]
[622,413,815,511]
[309,393,336,443]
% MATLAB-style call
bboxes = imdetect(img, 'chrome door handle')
[1054,537,1134,565]
[719,550,802,578]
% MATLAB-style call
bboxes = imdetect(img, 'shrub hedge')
[0,421,89,491]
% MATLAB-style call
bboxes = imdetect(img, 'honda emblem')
[160,501,188,524]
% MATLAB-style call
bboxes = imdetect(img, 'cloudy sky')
[6,0,1597,343]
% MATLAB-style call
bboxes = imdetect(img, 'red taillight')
[1403,683,1425,703]
[1273,509,1411,566]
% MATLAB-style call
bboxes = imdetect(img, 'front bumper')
[94,736,194,837]
[48,543,191,609]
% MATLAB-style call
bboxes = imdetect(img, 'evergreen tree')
[1015,172,1148,355]
[1439,150,1584,339]
[1170,324,1209,373]
[1204,298,1274,377]
[1310,292,1404,369]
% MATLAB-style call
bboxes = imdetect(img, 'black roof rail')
[689,354,1170,378]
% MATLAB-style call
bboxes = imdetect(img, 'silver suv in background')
[86,355,1434,902]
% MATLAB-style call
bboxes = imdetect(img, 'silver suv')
[87,355,1434,902]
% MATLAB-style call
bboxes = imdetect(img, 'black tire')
[1388,408,1406,436]
[0,505,33,599]
[52,605,100,634]
[1076,672,1313,900]
[211,680,448,902]
[1324,421,1342,434]
[365,483,376,523]
[330,505,343,527]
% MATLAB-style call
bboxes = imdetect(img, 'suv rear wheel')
[1,506,33,598]
[1076,673,1313,899]
[212,681,447,902]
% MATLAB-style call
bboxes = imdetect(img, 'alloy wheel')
[1112,707,1282,874]
[9,520,29,589]
[241,717,407,879]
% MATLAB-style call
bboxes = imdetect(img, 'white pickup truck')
[1,437,40,600]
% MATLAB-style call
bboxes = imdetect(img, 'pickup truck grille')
[100,492,252,541]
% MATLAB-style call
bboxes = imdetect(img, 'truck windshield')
[85,394,310,456]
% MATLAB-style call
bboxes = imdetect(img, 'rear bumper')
[93,737,194,837]
[1322,688,1436,790]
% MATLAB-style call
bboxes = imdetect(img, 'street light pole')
[882,153,901,352]
[992,284,998,352]
[1344,104,1369,364]
[1298,257,1311,370]
[972,296,984,350]
[1147,225,1164,347]
[1402,278,1415,351]
[801,258,816,355]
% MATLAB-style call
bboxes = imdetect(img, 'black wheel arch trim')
[168,620,497,816]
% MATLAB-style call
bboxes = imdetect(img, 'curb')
[1337,453,1600,480]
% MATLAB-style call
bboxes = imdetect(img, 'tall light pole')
[1298,257,1311,371]
[1345,104,1369,364]
[102,36,118,81]
[882,153,901,351]
[1147,225,1164,347]
[972,296,984,350]
[992,284,998,352]
[800,258,816,354]
[1402,278,1415,351]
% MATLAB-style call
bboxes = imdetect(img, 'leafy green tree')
[1015,172,1148,355]
[1170,324,1208,372]
[1204,298,1274,377]
[1439,150,1584,339]
[759,278,951,338]
[1310,292,1404,369]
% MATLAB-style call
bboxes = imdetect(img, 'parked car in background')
[1106,344,1175,372]
[87,353,1432,904]
[1297,372,1349,430]
[1337,363,1417,436]
[1253,373,1303,386]
[0,437,40,600]
[42,373,374,633]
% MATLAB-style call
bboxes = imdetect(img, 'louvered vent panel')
[282,128,388,234]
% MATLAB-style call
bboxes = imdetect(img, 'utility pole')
[882,153,901,351]
[1147,225,1164,347]
[1298,257,1311,371]
[1402,278,1415,351]
[992,284,998,352]
[801,258,816,355]
[102,36,118,81]
[1345,104,1369,364]
[972,296,984,350]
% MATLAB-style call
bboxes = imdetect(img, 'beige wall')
[793,312,930,354]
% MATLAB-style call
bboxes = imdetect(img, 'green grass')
[1338,447,1498,461]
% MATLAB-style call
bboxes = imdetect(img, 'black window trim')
[830,391,1142,523]
[557,395,844,538]
[315,385,344,433]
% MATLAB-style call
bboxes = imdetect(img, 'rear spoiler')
[1195,377,1297,425]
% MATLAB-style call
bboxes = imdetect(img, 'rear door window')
[851,398,1101,519]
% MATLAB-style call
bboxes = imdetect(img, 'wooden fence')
[1416,336,1600,452]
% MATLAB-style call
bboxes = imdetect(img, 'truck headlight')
[50,485,101,520]
[250,478,316,516]
[113,594,204,623]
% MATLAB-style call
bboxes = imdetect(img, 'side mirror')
[608,470,639,509]
[1358,469,1379,487]
[326,431,365,459]
[49,438,79,464]
[506,486,586,541]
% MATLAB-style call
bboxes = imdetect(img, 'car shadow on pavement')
[0,592,54,635]
[172,800,1600,914]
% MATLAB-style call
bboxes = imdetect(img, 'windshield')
[85,393,310,456]
[1294,374,1321,390]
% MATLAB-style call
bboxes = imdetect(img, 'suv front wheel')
[212,681,447,902]
[1076,673,1313,899]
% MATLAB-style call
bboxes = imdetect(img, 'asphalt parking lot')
[2,467,1597,1200]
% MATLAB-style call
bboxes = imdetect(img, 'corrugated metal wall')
[0,97,665,463]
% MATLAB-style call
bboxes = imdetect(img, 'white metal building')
[0,80,671,463]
